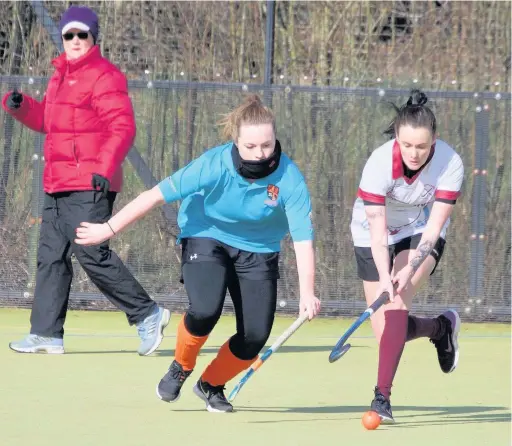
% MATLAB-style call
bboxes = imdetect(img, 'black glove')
[91,174,110,198]
[6,88,23,110]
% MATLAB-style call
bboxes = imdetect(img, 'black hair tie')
[407,92,428,107]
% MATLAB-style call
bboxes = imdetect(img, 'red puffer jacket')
[1,45,136,193]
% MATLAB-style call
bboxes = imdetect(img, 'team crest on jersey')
[264,184,279,207]
[267,184,279,201]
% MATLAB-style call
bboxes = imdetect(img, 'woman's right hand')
[375,276,395,303]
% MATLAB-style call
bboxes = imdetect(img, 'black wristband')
[106,221,116,235]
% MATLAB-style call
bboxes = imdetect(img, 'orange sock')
[201,341,255,386]
[174,315,209,371]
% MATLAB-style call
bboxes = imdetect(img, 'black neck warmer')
[231,140,282,180]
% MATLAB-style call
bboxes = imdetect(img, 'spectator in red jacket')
[2,5,170,356]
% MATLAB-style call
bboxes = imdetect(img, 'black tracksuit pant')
[30,191,157,338]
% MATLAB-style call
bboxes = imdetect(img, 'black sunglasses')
[63,31,89,41]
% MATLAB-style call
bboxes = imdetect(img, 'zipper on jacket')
[73,141,80,168]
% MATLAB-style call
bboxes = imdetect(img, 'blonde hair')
[218,94,276,141]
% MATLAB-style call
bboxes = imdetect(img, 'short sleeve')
[158,154,216,203]
[357,151,392,205]
[284,179,314,242]
[435,153,464,204]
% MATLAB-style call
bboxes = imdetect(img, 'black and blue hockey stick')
[328,291,390,363]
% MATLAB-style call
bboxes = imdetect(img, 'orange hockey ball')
[362,410,381,430]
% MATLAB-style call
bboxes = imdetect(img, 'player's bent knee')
[231,343,262,361]
[243,341,267,359]
[230,331,270,360]
[184,311,219,337]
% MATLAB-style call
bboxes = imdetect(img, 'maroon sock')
[406,315,443,342]
[377,310,409,399]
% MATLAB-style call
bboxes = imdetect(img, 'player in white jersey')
[350,90,464,423]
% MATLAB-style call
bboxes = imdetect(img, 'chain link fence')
[0,76,510,321]
[0,1,510,321]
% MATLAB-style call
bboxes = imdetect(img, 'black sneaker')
[371,387,395,423]
[430,309,461,374]
[156,360,192,402]
[193,379,234,413]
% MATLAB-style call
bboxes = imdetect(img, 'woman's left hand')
[392,265,415,295]
[299,294,321,320]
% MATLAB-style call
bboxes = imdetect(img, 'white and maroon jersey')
[350,138,464,247]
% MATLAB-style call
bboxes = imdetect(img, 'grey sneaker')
[193,379,234,413]
[136,306,171,356]
[9,334,64,354]
[156,360,193,403]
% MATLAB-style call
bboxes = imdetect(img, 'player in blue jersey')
[75,94,321,413]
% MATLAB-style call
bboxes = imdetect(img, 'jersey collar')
[222,142,238,177]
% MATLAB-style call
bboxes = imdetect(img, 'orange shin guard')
[174,315,209,371]
[201,341,255,386]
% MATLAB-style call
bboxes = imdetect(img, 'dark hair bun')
[406,89,428,107]
[382,88,436,139]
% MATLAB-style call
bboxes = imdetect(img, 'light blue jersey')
[157,142,314,253]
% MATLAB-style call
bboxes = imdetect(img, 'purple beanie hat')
[59,6,99,42]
